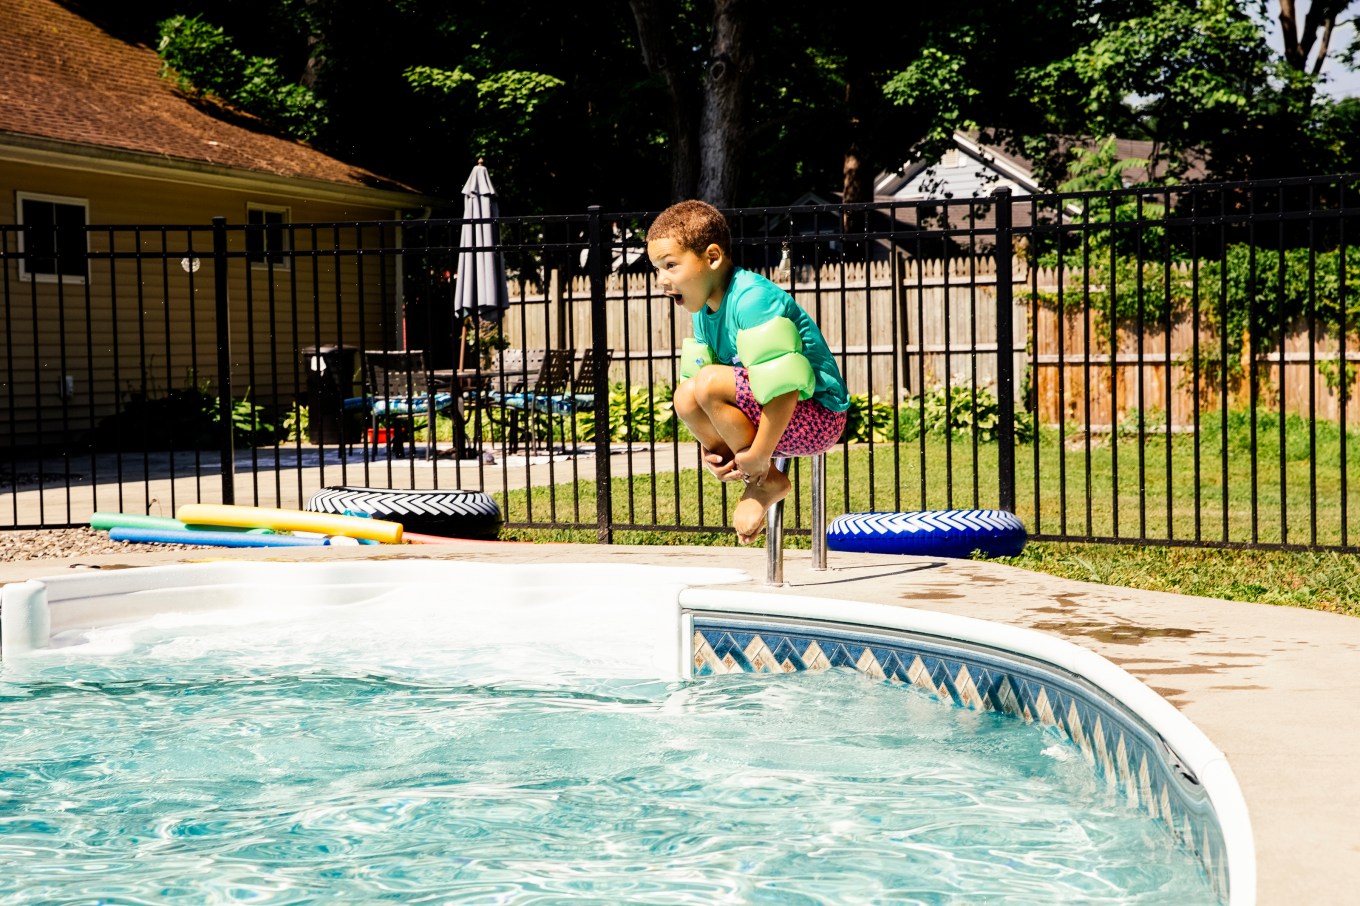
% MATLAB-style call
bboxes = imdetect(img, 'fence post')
[991,188,1016,514]
[212,216,235,506]
[811,452,827,570]
[587,206,613,544]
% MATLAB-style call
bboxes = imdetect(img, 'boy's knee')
[673,378,702,418]
[691,364,732,407]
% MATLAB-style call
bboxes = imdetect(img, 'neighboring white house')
[876,130,1206,202]
[876,132,1040,202]
[781,130,1208,262]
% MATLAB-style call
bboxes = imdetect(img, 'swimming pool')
[0,560,1252,904]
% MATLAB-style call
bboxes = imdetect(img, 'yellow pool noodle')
[176,503,403,544]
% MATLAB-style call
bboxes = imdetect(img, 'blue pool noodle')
[109,527,331,548]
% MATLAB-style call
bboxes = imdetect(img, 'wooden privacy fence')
[499,258,1029,404]
[498,256,1360,429]
[1028,264,1360,431]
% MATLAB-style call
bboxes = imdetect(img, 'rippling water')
[0,596,1218,904]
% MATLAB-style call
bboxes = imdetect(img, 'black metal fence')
[4,173,1359,551]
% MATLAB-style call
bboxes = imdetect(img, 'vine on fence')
[1026,141,1360,385]
[1031,246,1360,381]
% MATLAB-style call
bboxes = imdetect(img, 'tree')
[627,0,753,205]
[94,0,1360,215]
[1277,0,1355,75]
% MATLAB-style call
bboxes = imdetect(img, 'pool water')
[0,595,1219,904]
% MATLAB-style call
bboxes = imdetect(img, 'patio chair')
[484,348,575,453]
[364,349,454,459]
[569,348,614,410]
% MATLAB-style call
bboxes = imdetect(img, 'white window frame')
[16,191,90,284]
[246,203,291,269]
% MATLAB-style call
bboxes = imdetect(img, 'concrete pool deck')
[2,539,1356,904]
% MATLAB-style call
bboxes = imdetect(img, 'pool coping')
[1,539,1357,903]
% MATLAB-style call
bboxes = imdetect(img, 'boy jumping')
[647,200,849,544]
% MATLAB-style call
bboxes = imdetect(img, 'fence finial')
[773,240,792,283]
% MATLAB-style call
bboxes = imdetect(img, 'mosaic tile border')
[690,614,1229,904]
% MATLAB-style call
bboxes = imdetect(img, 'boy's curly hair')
[646,200,731,256]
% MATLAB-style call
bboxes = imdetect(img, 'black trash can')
[301,345,362,445]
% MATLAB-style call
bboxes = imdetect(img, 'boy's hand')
[733,449,772,486]
[702,448,742,482]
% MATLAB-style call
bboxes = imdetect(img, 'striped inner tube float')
[826,510,1027,559]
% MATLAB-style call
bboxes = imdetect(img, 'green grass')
[989,542,1360,618]
[493,410,1360,618]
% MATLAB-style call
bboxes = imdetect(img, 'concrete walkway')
[5,442,686,527]
[1,540,1356,903]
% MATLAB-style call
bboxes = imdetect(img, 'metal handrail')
[766,453,827,586]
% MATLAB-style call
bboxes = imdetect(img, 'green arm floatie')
[679,337,715,381]
[736,316,816,404]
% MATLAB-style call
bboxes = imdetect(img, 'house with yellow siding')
[1,0,432,449]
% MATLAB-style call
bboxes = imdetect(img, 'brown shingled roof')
[0,0,420,198]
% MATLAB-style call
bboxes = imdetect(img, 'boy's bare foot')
[733,468,791,545]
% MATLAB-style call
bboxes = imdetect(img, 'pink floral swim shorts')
[733,367,847,457]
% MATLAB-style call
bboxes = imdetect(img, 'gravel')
[0,528,215,562]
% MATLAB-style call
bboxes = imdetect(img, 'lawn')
[494,410,1360,618]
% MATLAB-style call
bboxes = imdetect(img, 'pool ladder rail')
[765,453,826,586]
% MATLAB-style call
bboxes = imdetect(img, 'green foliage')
[1318,357,1356,402]
[107,0,1360,213]
[215,389,281,447]
[573,382,678,444]
[1019,1,1273,180]
[282,400,309,443]
[157,14,326,140]
[464,320,511,370]
[405,62,566,200]
[1197,245,1360,352]
[1043,243,1360,382]
[1034,140,1360,380]
[841,393,896,444]
[881,39,981,152]
[1060,137,1168,255]
[899,383,1035,444]
[93,380,282,451]
[403,65,477,94]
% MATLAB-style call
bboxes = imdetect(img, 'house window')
[16,192,89,282]
[246,205,290,267]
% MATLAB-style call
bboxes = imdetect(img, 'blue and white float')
[827,509,1027,559]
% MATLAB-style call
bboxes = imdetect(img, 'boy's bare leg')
[732,468,790,544]
[673,367,755,480]
[677,366,795,544]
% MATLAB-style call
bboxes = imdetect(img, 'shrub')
[841,393,896,443]
[896,382,1034,444]
[92,381,281,451]
[573,382,678,443]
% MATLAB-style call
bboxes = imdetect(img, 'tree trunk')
[1277,0,1351,74]
[300,0,322,89]
[697,0,750,206]
[841,55,872,258]
[628,0,698,202]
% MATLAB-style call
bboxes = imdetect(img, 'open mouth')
[665,291,684,306]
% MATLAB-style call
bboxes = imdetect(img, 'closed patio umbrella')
[453,158,510,325]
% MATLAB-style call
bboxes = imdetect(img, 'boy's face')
[647,238,725,314]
